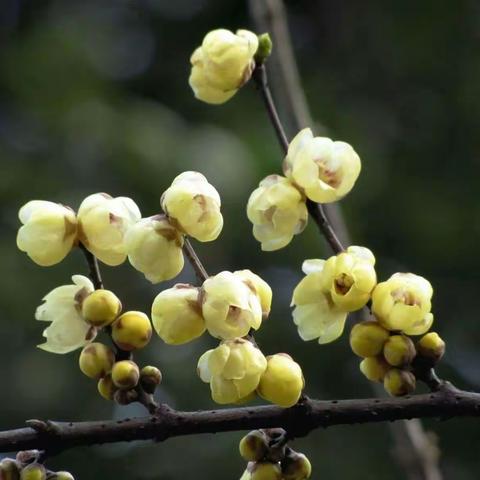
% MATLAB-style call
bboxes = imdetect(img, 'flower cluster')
[0,454,74,480]
[238,429,312,480]
[351,273,445,396]
[292,246,377,344]
[247,129,361,251]
[17,171,223,284]
[151,269,304,407]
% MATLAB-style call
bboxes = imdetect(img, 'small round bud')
[359,356,391,382]
[111,311,152,351]
[251,462,282,480]
[383,335,416,367]
[140,366,162,394]
[20,464,46,480]
[81,289,122,327]
[255,33,273,64]
[50,473,75,480]
[417,332,445,363]
[281,451,312,480]
[239,430,269,462]
[97,374,117,400]
[384,368,416,396]
[113,388,139,405]
[257,354,304,408]
[350,321,389,358]
[78,343,115,379]
[111,360,140,389]
[0,459,21,480]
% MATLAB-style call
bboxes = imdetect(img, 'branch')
[1,388,479,454]
[182,238,209,282]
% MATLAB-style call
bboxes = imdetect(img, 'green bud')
[254,33,273,65]
[140,366,162,394]
[281,451,312,480]
[239,430,269,462]
[20,464,46,480]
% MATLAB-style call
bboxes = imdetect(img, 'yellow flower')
[151,284,206,345]
[35,275,95,354]
[202,271,263,339]
[283,128,361,203]
[161,172,223,242]
[78,193,141,266]
[291,260,347,344]
[111,311,152,351]
[257,354,304,407]
[189,29,258,104]
[197,338,267,404]
[320,246,377,311]
[246,175,308,251]
[125,214,184,284]
[233,269,272,319]
[16,200,77,266]
[372,273,433,334]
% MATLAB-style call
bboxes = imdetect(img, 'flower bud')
[17,200,77,267]
[417,332,445,363]
[383,335,416,367]
[113,388,139,405]
[281,451,312,480]
[0,459,21,480]
[161,172,223,242]
[233,270,272,319]
[359,357,390,382]
[246,175,307,251]
[50,473,75,480]
[77,193,141,266]
[81,289,122,327]
[320,246,377,311]
[197,339,267,404]
[20,464,46,480]
[383,368,416,396]
[257,354,304,408]
[140,366,162,394]
[239,430,269,462]
[372,273,433,334]
[202,271,263,339]
[111,360,140,390]
[283,128,361,203]
[97,374,117,400]
[250,462,282,480]
[349,321,390,358]
[125,215,184,284]
[189,29,258,104]
[151,284,205,345]
[79,343,115,379]
[111,311,152,351]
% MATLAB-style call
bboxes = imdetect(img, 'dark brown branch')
[78,243,103,290]
[251,63,345,254]
[183,238,209,283]
[1,388,479,454]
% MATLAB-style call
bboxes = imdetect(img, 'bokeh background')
[1,0,479,478]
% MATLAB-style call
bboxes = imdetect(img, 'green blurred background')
[1,0,479,478]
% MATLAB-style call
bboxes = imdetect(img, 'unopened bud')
[239,430,269,462]
[0,459,21,480]
[384,368,416,396]
[113,388,139,405]
[250,462,282,480]
[383,335,416,367]
[82,289,122,327]
[140,366,162,394]
[359,356,390,382]
[111,360,140,389]
[50,473,75,480]
[281,450,312,480]
[417,332,445,363]
[78,343,115,379]
[20,464,46,480]
[111,311,152,351]
[97,374,117,400]
[350,321,389,358]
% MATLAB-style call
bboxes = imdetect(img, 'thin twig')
[1,388,479,454]
[78,243,103,290]
[183,238,209,283]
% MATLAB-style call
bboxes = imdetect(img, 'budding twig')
[182,238,209,283]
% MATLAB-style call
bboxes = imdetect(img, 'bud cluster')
[238,430,312,480]
[0,454,75,480]
[247,129,362,251]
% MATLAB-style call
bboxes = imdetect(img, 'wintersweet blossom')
[189,29,258,104]
[17,200,77,266]
[283,128,361,203]
[35,275,95,354]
